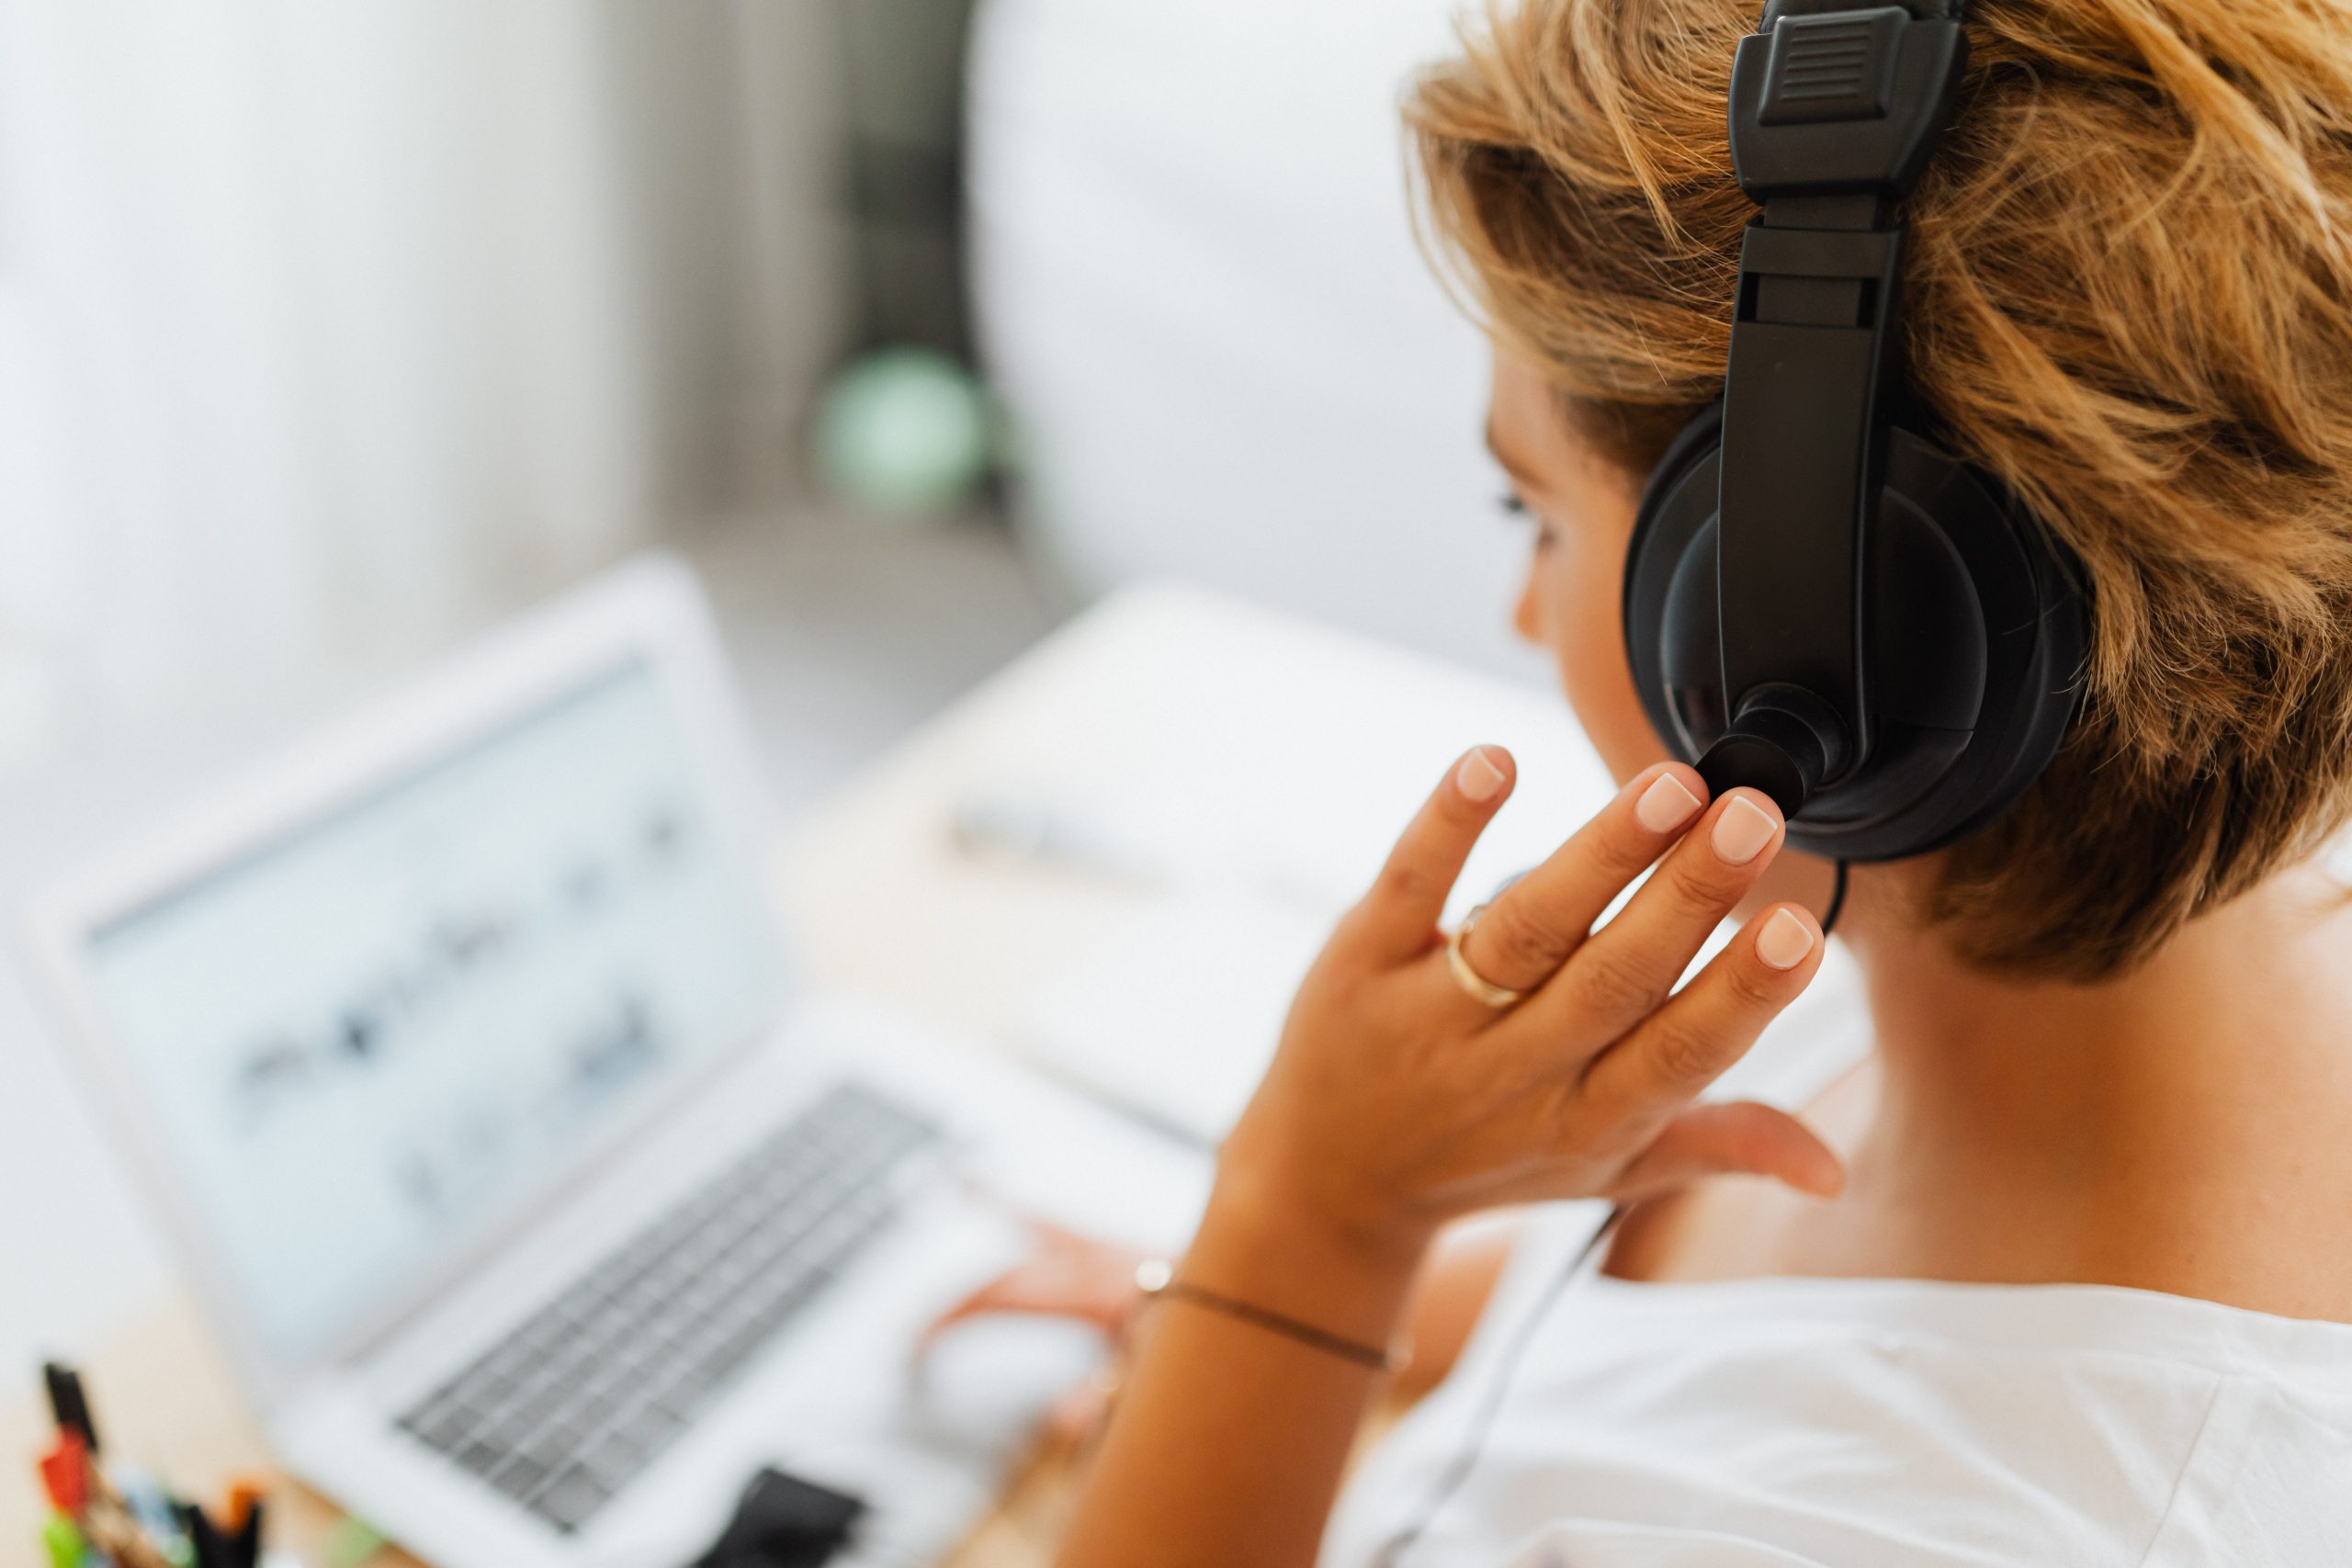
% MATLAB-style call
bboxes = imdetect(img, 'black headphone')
[1622,0,2089,863]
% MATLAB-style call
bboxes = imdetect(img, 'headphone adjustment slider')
[1731,5,1967,201]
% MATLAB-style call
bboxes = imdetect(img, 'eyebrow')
[1485,419,1544,490]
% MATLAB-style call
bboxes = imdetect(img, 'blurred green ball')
[812,347,993,519]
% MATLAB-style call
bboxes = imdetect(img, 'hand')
[922,1222,1150,1347]
[919,1223,1148,1443]
[1215,751,1839,1271]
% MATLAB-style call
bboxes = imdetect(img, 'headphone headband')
[1703,1,1970,808]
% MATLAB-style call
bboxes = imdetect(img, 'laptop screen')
[81,657,787,1361]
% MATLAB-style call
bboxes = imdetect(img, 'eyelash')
[1499,491,1561,552]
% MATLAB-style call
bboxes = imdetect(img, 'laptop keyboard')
[395,1081,944,1533]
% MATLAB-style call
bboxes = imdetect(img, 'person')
[931,0,2352,1561]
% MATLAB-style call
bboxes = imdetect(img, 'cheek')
[1526,532,1674,787]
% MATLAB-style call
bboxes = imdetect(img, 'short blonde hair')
[1409,0,2352,980]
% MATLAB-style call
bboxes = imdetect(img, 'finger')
[1578,901,1826,1115]
[1456,761,1709,996]
[1522,787,1788,1046]
[920,1280,1054,1352]
[917,1255,1140,1351]
[1341,746,1517,962]
[1611,1100,1846,1200]
[1045,1380,1113,1447]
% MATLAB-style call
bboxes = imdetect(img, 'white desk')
[2,582,1594,1565]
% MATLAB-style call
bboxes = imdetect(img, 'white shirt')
[1323,951,2352,1566]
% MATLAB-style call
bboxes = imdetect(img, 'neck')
[1825,857,2352,1309]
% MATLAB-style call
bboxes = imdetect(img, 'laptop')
[22,556,1205,1567]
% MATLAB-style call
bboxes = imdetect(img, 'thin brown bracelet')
[1133,1259,1408,1373]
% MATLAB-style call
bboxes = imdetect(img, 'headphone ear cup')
[1854,428,2087,858]
[1659,517,1726,748]
[1623,407,2088,863]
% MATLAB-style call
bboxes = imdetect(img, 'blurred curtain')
[0,1,845,765]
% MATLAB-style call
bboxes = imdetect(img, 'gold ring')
[1445,904,1525,1009]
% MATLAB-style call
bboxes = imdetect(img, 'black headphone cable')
[1369,1207,1623,1567]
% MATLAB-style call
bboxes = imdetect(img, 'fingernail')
[1712,795,1780,865]
[1758,908,1816,971]
[1634,773,1703,833]
[1457,747,1508,803]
